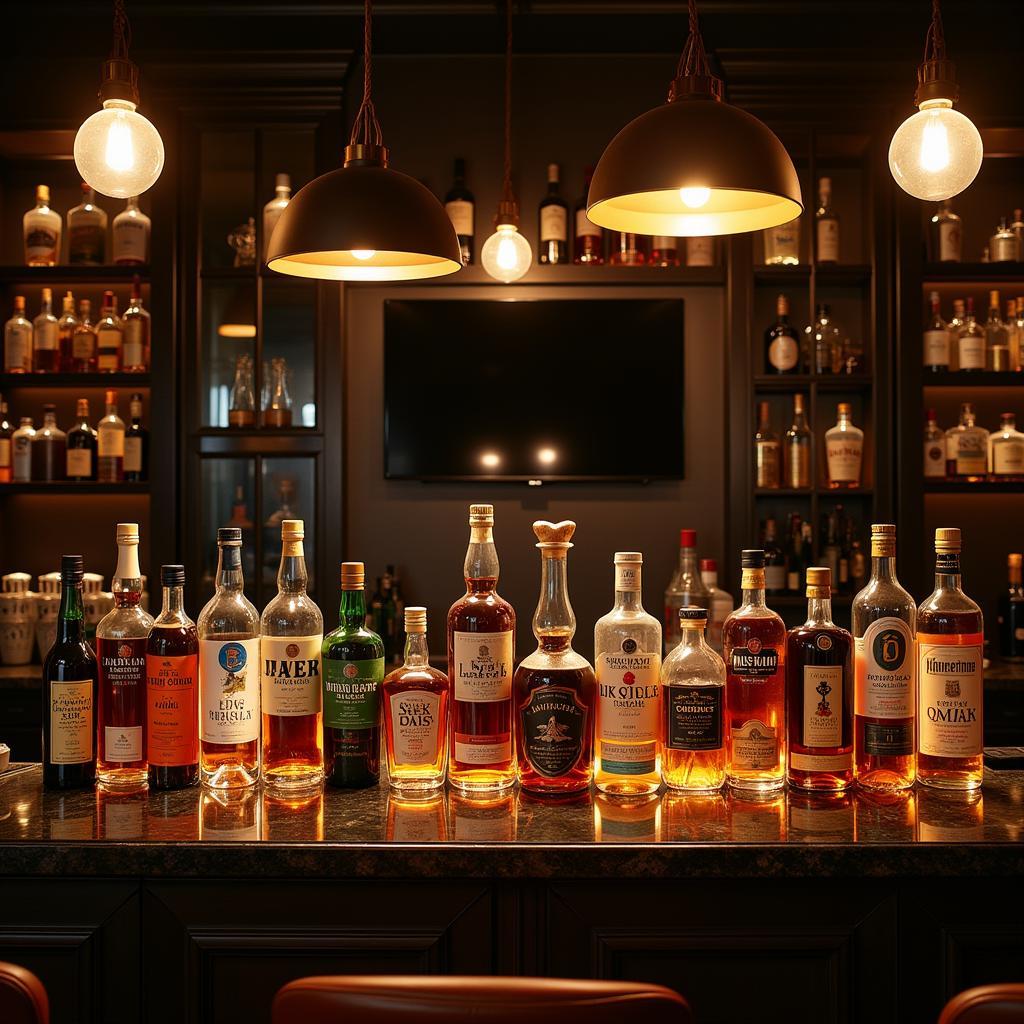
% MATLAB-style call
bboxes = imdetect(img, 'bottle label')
[802,663,843,748]
[756,440,781,487]
[764,565,787,591]
[322,656,383,730]
[453,734,511,765]
[114,219,148,261]
[5,326,30,369]
[768,334,799,371]
[69,226,105,264]
[686,237,714,266]
[917,636,983,758]
[955,431,987,474]
[0,438,9,469]
[923,439,945,477]
[388,690,442,766]
[48,679,93,765]
[25,226,59,261]
[575,209,602,239]
[261,634,322,717]
[35,322,58,351]
[124,437,142,473]
[146,652,199,766]
[123,321,145,368]
[614,563,641,592]
[730,719,779,770]
[97,425,124,458]
[862,721,913,756]
[766,223,799,260]
[730,644,779,677]
[666,685,722,751]
[445,199,474,236]
[104,723,142,762]
[923,329,950,366]
[519,685,587,778]
[596,648,660,773]
[200,637,260,743]
[787,444,809,487]
[939,220,961,261]
[826,437,863,483]
[453,630,513,702]
[958,335,985,369]
[72,331,95,360]
[790,751,852,772]
[855,617,914,721]
[817,219,839,261]
[994,439,1024,475]
[98,636,147,762]
[540,205,568,242]
[97,328,122,371]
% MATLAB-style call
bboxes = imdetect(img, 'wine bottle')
[444,158,475,265]
[538,163,569,265]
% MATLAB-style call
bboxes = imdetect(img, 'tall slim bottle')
[198,527,261,788]
[261,520,324,790]
[594,551,661,795]
[663,529,710,654]
[852,524,916,791]
[33,287,60,373]
[96,523,153,788]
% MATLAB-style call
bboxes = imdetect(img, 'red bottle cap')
[679,529,697,548]
[700,558,716,571]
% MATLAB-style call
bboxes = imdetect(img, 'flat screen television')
[383,298,685,481]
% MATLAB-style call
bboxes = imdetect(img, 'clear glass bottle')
[67,183,108,265]
[664,529,710,654]
[594,552,662,795]
[650,236,679,268]
[538,163,569,265]
[809,304,841,374]
[985,289,1009,371]
[445,159,475,266]
[764,293,800,375]
[262,173,292,256]
[825,402,864,489]
[573,167,603,265]
[930,203,962,262]
[0,399,12,484]
[784,394,812,488]
[945,402,988,482]
[122,278,150,372]
[198,527,261,789]
[754,400,782,489]
[815,176,839,263]
[923,290,950,372]
[989,412,1024,481]
[23,184,61,266]
[96,291,123,373]
[699,558,734,656]
[260,519,323,791]
[263,356,293,427]
[923,408,946,479]
[229,354,257,428]
[113,196,151,265]
[57,291,79,373]
[685,237,715,267]
[957,297,985,372]
[947,298,965,372]
[33,287,60,373]
[31,404,66,482]
[11,417,34,482]
[96,523,153,788]
[97,389,125,483]
[4,296,32,373]
[763,216,801,265]
[71,299,97,373]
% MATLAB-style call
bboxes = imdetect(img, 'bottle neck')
[677,625,706,651]
[216,544,245,591]
[935,554,963,592]
[277,542,308,594]
[614,588,643,612]
[678,547,698,574]
[339,587,367,627]
[741,569,767,608]
[57,579,86,641]
[158,584,187,623]
[403,630,430,668]
[464,526,499,589]
[870,553,898,584]
[113,542,142,607]
[805,596,834,626]
[534,551,575,642]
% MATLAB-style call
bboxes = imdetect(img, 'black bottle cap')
[61,554,84,581]
[678,606,708,621]
[218,527,242,544]
[161,564,186,587]
[741,549,765,569]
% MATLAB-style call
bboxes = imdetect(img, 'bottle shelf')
[0,373,151,390]
[753,373,872,391]
[0,265,150,285]
[386,263,727,287]
[921,370,1023,387]
[752,264,871,286]
[924,262,1024,283]
[0,482,149,496]
[924,480,1024,494]
[754,486,873,498]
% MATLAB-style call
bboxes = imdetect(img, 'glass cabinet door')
[261,456,317,597]
[199,457,258,602]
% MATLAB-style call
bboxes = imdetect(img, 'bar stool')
[0,961,49,1024]
[272,976,692,1024]
[938,984,1024,1023]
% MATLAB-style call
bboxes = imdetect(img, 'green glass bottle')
[322,561,385,788]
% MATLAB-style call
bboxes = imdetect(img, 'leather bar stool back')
[0,961,49,1024]
[939,984,1024,1024]
[273,976,692,1024]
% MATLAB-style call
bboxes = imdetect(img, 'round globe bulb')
[74,100,165,199]
[888,100,983,202]
[481,223,532,283]
[679,186,711,208]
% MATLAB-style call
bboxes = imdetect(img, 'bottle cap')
[404,606,427,632]
[469,503,494,526]
[926,408,936,420]
[43,403,56,414]
[679,529,697,548]
[935,527,961,553]
[1008,553,1022,569]
[547,162,559,182]
[105,389,117,405]
[837,402,851,416]
[60,554,84,581]
[614,551,642,564]
[793,393,805,411]
[700,558,717,572]
[819,176,831,190]
[14,295,24,310]
[275,172,291,189]
[116,522,140,544]
[776,294,789,316]
[218,527,242,545]
[41,287,52,303]
[160,564,185,586]
[990,289,1000,307]
[871,523,896,537]
[37,184,50,202]
[281,519,304,540]
[341,561,365,589]
[741,549,765,569]
[806,566,831,597]
[678,606,708,623]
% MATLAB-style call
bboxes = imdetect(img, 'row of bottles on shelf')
[924,404,1024,482]
[764,294,866,375]
[763,176,841,265]
[0,390,147,483]
[929,203,1024,264]
[23,183,150,267]
[755,397,865,490]
[228,354,296,428]
[3,282,150,375]
[924,290,1023,373]
[760,507,867,597]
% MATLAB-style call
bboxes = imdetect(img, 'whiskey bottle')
[124,393,148,482]
[42,555,98,789]
[322,561,385,788]
[764,294,800,374]
[651,236,679,268]
[945,402,988,482]
[382,606,450,792]
[261,520,323,791]
[444,159,475,266]
[958,297,985,372]
[923,291,950,372]
[11,418,34,482]
[538,163,569,265]
[30,404,66,482]
[754,401,781,489]
[985,290,1009,371]
[33,288,60,373]
[664,529,709,654]
[96,292,123,373]
[23,184,61,266]
[723,549,787,793]
[917,528,984,791]
[815,176,839,263]
[122,279,150,373]
[0,399,11,483]
[998,553,1024,660]
[97,390,126,483]
[609,231,649,266]
[573,167,604,265]
[763,216,801,266]
[57,292,79,373]
[96,523,154,788]
[3,296,32,373]
[699,558,734,655]
[112,196,151,265]
[923,409,946,480]
[262,174,292,257]
[661,607,726,792]
[809,304,841,375]
[852,524,916,791]
[786,567,853,792]
[947,298,965,371]
[784,394,812,488]
[825,403,864,489]
[989,413,1024,481]
[263,357,293,427]
[67,183,108,266]
[762,517,787,595]
[447,504,516,793]
[594,552,661,795]
[931,203,962,262]
[71,299,97,373]
[198,527,261,788]
[685,237,715,267]
[146,565,199,790]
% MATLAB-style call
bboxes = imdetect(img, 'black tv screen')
[384,298,685,481]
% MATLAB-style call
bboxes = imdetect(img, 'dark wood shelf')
[816,264,873,286]
[753,373,873,391]
[819,487,874,497]
[754,487,814,497]
[924,481,1024,494]
[924,262,1024,282]
[0,265,149,284]
[0,373,150,389]
[753,264,871,286]
[0,482,149,496]
[922,371,1023,387]
[365,263,727,287]
[753,265,811,284]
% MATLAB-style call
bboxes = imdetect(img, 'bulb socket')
[915,58,959,106]
[99,57,140,106]
[343,143,388,168]
[668,73,724,103]
[494,196,520,229]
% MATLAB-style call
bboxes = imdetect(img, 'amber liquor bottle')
[851,524,916,791]
[447,504,516,793]
[786,567,853,791]
[723,549,787,793]
[917,528,984,791]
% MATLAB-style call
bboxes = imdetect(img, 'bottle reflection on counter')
[725,788,786,843]
[854,787,917,844]
[787,790,855,843]
[447,789,517,843]
[95,785,148,840]
[386,791,449,843]
[199,787,260,840]
[593,791,661,843]
[917,787,984,843]
[660,790,728,842]
[262,787,324,842]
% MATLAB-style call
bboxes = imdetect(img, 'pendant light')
[266,0,461,281]
[480,0,533,283]
[74,0,165,199]
[587,0,802,237]
[888,0,983,202]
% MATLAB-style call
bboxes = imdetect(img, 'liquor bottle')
[67,183,107,265]
[42,555,98,789]
[723,549,787,793]
[945,402,988,482]
[538,163,569,265]
[998,553,1024,660]
[1013,297,1024,372]
[825,402,864,489]
[685,237,715,267]
[57,292,79,373]
[3,296,32,373]
[763,216,800,265]
[122,279,150,373]
[30,404,66,482]
[923,409,946,479]
[786,566,854,792]
[382,606,450,792]
[0,399,11,483]
[573,167,603,265]
[229,354,256,428]
[917,528,984,791]
[261,520,323,791]
[762,517,787,594]
[958,297,985,372]
[96,292,122,373]
[23,184,61,266]
[661,606,726,791]
[97,390,126,483]
[664,529,710,654]
[852,524,916,791]
[815,177,839,263]
[322,561,385,788]
[95,523,153,787]
[1005,298,1019,371]
[71,299,97,373]
[990,217,1018,262]
[609,232,649,266]
[923,291,950,372]
[11,417,34,482]
[784,394,812,488]
[985,290,1009,371]
[112,196,151,265]
[947,297,965,372]
[32,288,60,373]
[754,401,781,489]
[263,356,293,427]
[124,393,148,482]
[1013,209,1024,261]
[699,558,734,656]
[65,400,98,482]
[262,174,292,256]
[651,236,678,268]
[444,159,475,266]
[447,504,516,792]
[764,294,800,375]
[198,527,261,788]
[146,564,199,789]
[809,304,841,374]
[593,551,660,795]
[990,413,1024,481]
[930,203,962,262]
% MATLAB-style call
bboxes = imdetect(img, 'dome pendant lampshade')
[266,0,461,281]
[587,0,802,237]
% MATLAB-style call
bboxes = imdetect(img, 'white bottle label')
[445,199,474,236]
[389,690,442,766]
[97,328,122,371]
[575,208,601,239]
[66,448,92,478]
[5,326,31,370]
[768,333,799,371]
[114,219,149,262]
[35,321,58,351]
[614,563,641,592]
[958,334,985,370]
[923,439,945,477]
[817,219,840,261]
[454,737,511,764]
[917,641,983,757]
[923,330,950,366]
[855,618,914,719]
[123,321,145,368]
[97,424,124,458]
[596,649,660,772]
[540,205,568,243]
[802,664,843,747]
[260,634,322,717]
[13,435,31,480]
[686,237,714,266]
[123,437,142,473]
[955,431,987,474]
[939,220,961,261]
[826,436,863,483]
[104,724,143,763]
[200,637,260,744]
[993,439,1024,475]
[453,630,513,702]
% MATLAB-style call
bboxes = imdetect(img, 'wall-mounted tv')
[383,298,685,481]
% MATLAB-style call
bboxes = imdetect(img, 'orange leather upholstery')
[0,961,49,1024]
[939,985,1024,1024]
[273,976,692,1024]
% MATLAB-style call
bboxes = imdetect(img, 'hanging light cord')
[676,0,710,79]
[111,0,131,59]
[923,0,946,62]
[501,0,514,204]
[350,0,384,148]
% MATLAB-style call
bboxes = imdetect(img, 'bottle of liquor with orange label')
[786,566,853,791]
[723,549,786,793]
[917,528,984,790]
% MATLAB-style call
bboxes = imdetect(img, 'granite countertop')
[0,764,1021,879]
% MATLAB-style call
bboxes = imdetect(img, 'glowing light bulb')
[481,223,532,283]
[104,115,134,172]
[537,448,557,465]
[480,452,501,468]
[679,186,711,208]
[351,249,376,261]
[74,99,164,199]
